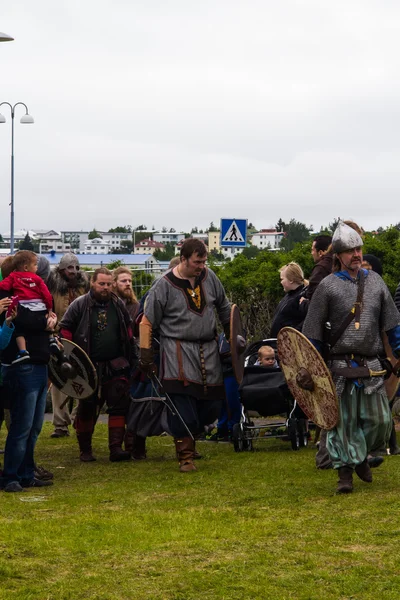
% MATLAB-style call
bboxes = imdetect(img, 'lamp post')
[0,102,34,253]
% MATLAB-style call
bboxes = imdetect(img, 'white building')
[84,238,112,254]
[153,232,186,244]
[221,247,244,260]
[251,229,284,251]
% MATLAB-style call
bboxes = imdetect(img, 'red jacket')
[0,271,53,310]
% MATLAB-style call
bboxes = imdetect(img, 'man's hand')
[139,348,156,377]
[46,314,58,332]
[0,297,12,315]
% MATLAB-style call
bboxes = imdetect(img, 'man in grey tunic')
[139,238,231,472]
[303,221,400,494]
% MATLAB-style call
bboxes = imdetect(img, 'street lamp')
[0,32,14,42]
[0,102,34,253]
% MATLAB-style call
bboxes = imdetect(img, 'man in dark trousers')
[60,267,137,462]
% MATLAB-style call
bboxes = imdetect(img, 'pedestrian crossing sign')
[220,219,247,247]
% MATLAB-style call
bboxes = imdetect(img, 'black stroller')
[232,339,309,452]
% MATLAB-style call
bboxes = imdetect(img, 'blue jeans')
[1,363,48,485]
[217,375,242,434]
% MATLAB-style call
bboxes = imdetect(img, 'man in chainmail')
[139,239,231,472]
[303,221,400,494]
[46,253,89,438]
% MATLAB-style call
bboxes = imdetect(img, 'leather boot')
[77,432,96,462]
[174,437,197,472]
[355,459,372,482]
[337,466,353,494]
[131,434,147,460]
[108,416,131,462]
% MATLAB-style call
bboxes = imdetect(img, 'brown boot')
[355,459,372,483]
[132,434,147,460]
[174,437,197,472]
[108,416,131,462]
[77,432,96,462]
[337,466,353,494]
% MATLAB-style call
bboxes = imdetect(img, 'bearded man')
[139,239,231,472]
[60,268,137,462]
[112,267,139,322]
[46,253,89,438]
[303,221,400,494]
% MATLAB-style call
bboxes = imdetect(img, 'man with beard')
[303,221,400,494]
[112,267,145,459]
[46,253,89,438]
[60,268,137,462]
[112,267,139,322]
[139,239,231,472]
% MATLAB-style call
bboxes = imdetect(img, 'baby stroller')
[232,338,309,452]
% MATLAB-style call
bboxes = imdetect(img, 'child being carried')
[0,250,57,363]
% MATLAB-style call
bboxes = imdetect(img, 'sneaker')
[4,481,26,493]
[34,465,54,481]
[206,432,231,443]
[50,430,70,439]
[12,351,30,364]
[21,478,53,488]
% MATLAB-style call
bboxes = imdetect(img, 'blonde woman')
[270,262,308,338]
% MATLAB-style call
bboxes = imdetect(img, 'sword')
[149,373,194,441]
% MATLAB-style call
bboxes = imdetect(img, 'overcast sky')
[0,1,399,235]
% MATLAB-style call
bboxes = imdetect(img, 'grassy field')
[1,423,400,600]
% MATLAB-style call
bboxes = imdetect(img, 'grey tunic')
[144,267,231,400]
[303,270,400,398]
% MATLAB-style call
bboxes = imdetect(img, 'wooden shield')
[230,304,246,384]
[277,327,339,429]
[48,339,98,399]
[383,333,400,402]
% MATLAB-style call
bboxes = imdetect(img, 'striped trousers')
[327,383,392,469]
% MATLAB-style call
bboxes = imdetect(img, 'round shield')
[230,304,246,384]
[48,338,98,399]
[382,332,400,402]
[277,327,339,430]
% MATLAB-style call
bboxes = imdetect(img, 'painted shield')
[48,339,98,400]
[230,304,246,384]
[277,327,339,429]
[383,333,400,402]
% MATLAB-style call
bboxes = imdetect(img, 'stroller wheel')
[232,423,244,452]
[298,419,308,448]
[287,418,300,451]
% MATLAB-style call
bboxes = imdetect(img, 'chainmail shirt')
[303,270,400,397]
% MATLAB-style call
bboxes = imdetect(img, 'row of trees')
[210,226,400,341]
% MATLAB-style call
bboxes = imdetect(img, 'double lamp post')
[0,102,34,254]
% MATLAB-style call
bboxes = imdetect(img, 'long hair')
[112,266,138,305]
[280,262,308,286]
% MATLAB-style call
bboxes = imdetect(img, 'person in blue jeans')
[208,333,242,442]
[0,307,57,493]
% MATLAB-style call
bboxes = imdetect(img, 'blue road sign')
[220,219,247,247]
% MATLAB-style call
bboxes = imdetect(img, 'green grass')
[1,424,400,600]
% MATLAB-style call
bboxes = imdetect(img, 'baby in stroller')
[255,345,279,369]
[232,339,309,452]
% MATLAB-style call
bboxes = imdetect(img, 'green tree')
[242,245,261,259]
[275,219,286,232]
[119,240,133,253]
[208,222,218,232]
[19,234,34,251]
[108,225,132,233]
[153,242,177,261]
[88,228,102,239]
[279,219,312,251]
